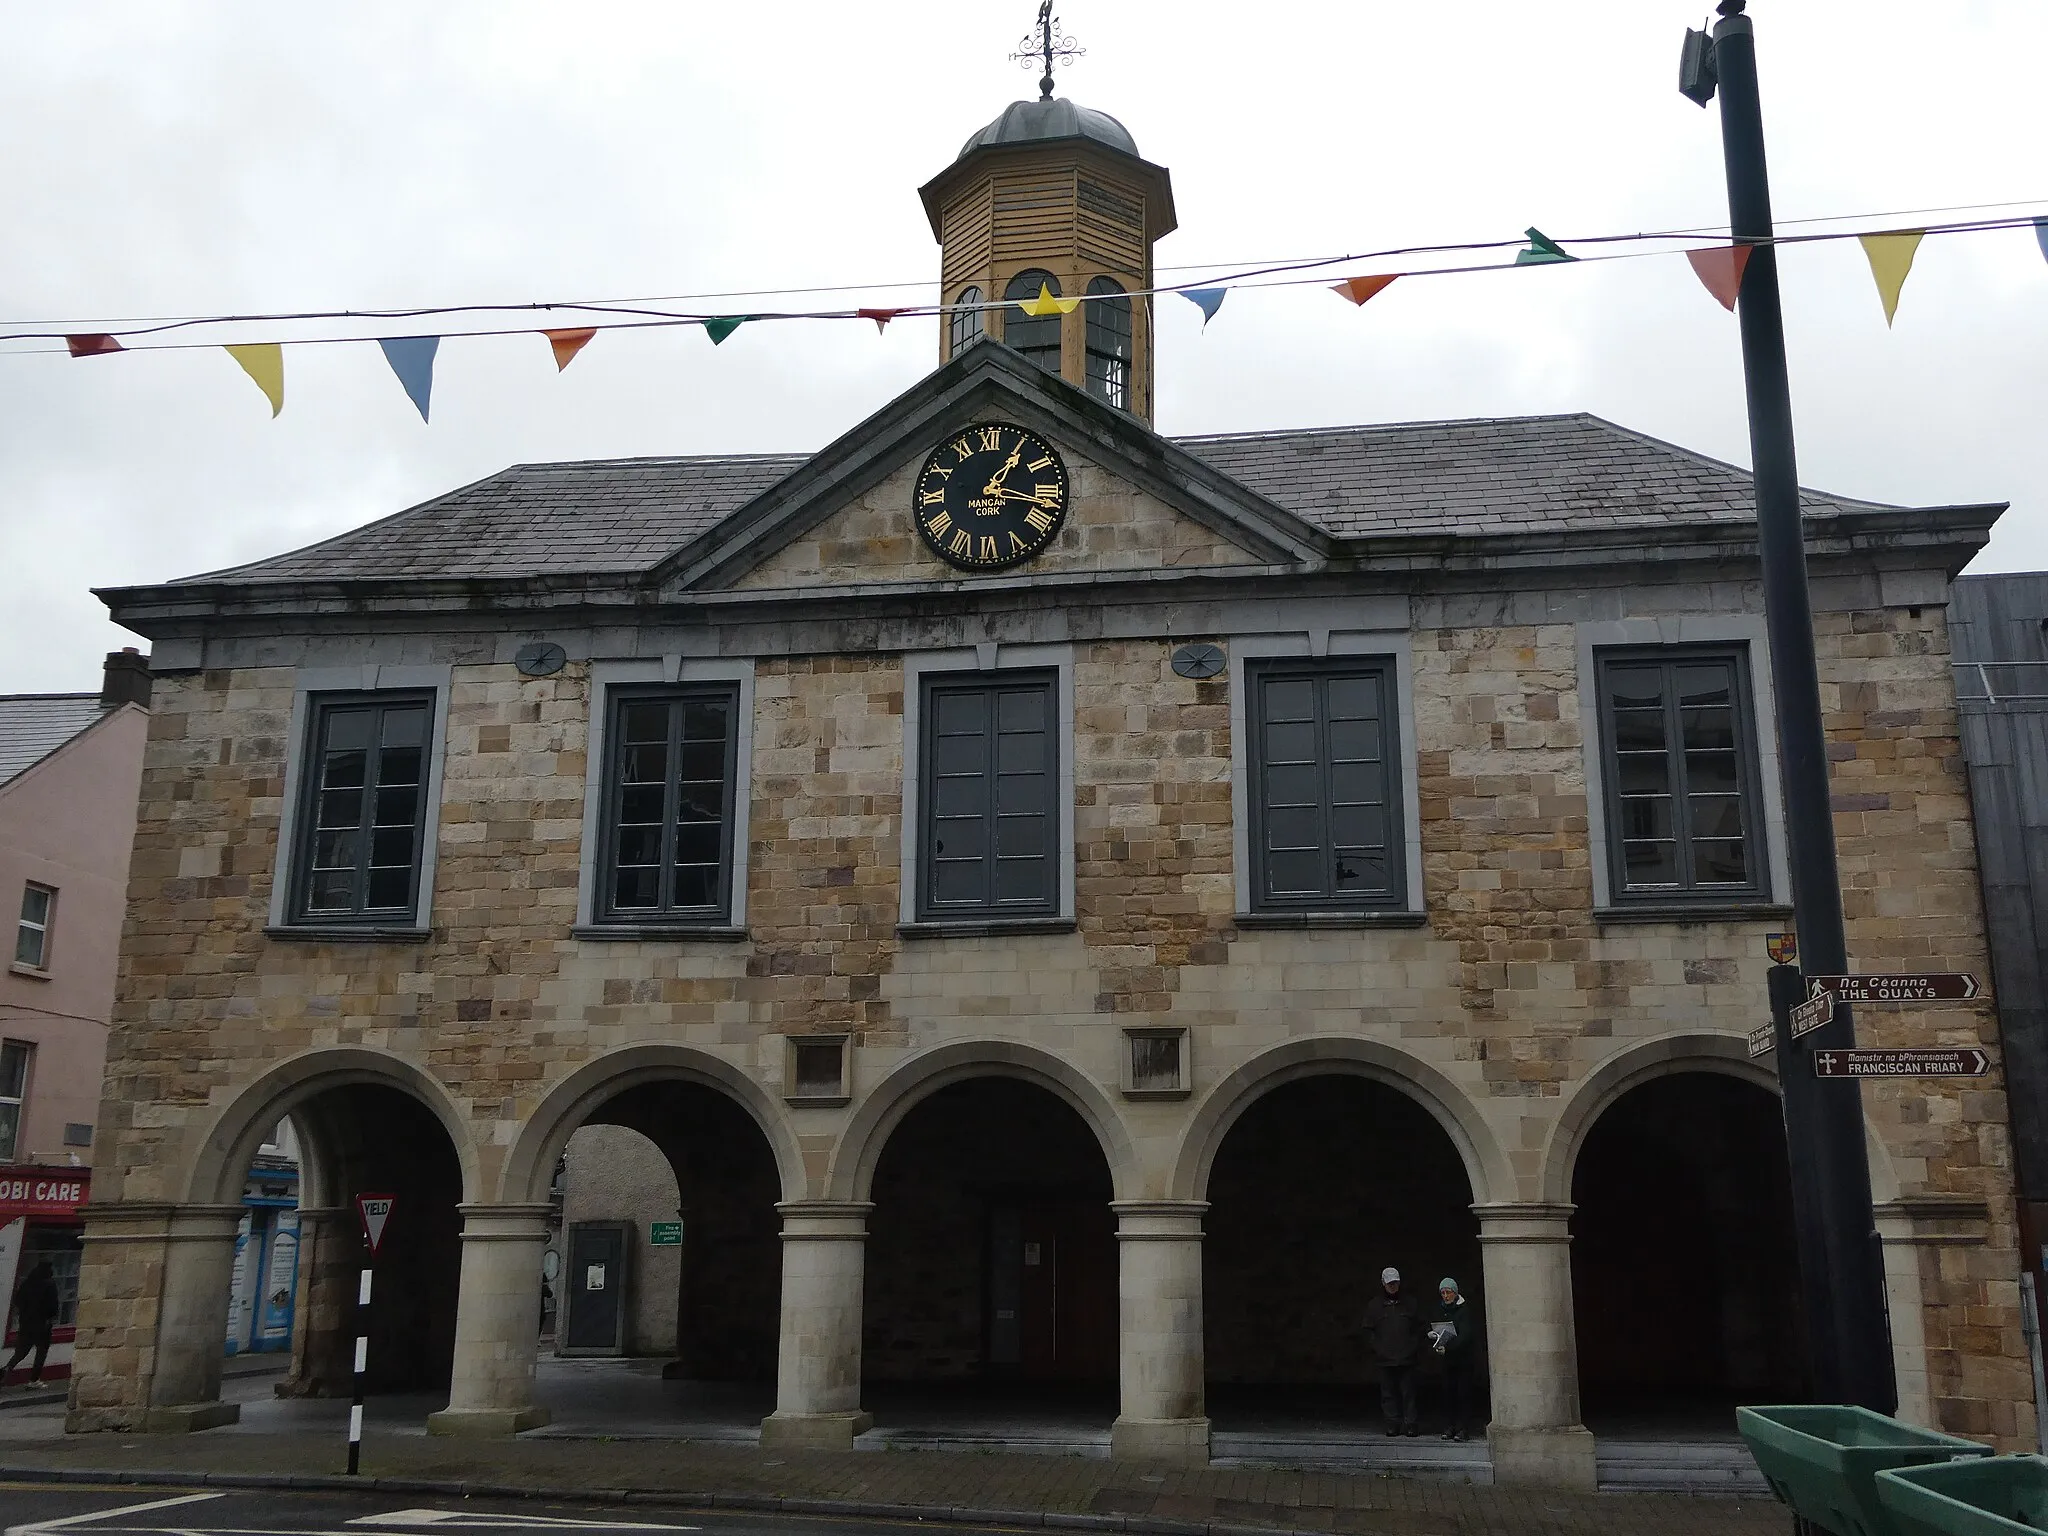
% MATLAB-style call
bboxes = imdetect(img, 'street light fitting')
[1679,26,1719,106]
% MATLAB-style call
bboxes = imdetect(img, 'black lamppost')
[1681,0,1898,1411]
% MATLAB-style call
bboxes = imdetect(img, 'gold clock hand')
[981,442,1024,495]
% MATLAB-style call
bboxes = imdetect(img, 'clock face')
[912,422,1069,571]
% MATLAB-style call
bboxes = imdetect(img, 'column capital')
[1472,1202,1576,1243]
[455,1203,554,1243]
[1112,1201,1208,1240]
[777,1200,872,1240]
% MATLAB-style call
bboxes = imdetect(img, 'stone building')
[68,86,2031,1484]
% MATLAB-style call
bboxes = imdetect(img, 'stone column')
[426,1203,553,1436]
[760,1200,872,1450]
[1110,1201,1210,1462]
[147,1204,247,1431]
[277,1207,353,1398]
[1474,1202,1596,1490]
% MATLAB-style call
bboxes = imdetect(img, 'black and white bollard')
[347,1265,371,1475]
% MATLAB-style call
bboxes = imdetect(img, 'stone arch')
[185,1046,480,1207]
[499,1042,804,1206]
[1168,1036,1511,1205]
[828,1039,1138,1203]
[1538,1031,1901,1206]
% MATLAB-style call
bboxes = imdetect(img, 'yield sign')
[356,1193,397,1256]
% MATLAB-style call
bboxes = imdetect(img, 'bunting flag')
[542,327,596,371]
[1330,274,1399,307]
[1859,231,1925,326]
[2034,216,2048,264]
[857,307,910,333]
[1179,288,1227,328]
[1515,227,1575,265]
[377,336,439,421]
[224,343,284,416]
[1684,245,1752,311]
[1016,284,1080,317]
[704,317,746,345]
[65,334,124,357]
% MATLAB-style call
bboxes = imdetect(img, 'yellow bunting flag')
[1859,231,1925,327]
[1017,284,1080,317]
[224,343,284,417]
[1684,246,1752,312]
[543,328,597,371]
[1330,274,1399,306]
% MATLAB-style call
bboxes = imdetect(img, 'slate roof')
[0,695,108,788]
[167,413,1906,589]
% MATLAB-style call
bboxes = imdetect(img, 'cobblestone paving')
[0,1432,1797,1536]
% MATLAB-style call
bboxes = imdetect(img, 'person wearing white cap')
[1362,1265,1425,1436]
[1429,1277,1478,1441]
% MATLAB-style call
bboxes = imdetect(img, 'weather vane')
[1010,2,1084,102]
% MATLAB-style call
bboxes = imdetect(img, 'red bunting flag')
[66,334,124,357]
[542,328,596,371]
[1330,275,1399,306]
[857,307,911,333]
[1685,245,1752,311]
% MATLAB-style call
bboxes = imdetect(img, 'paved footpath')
[0,1430,1796,1536]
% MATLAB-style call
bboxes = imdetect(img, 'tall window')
[598,686,740,921]
[291,695,432,924]
[949,286,985,358]
[0,1042,29,1162]
[1084,277,1132,409]
[1001,270,1063,374]
[1247,661,1404,911]
[1595,649,1766,902]
[14,884,53,969]
[919,672,1058,920]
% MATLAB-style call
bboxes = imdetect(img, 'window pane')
[994,854,1048,903]
[0,1102,18,1163]
[615,826,662,867]
[1325,676,1380,721]
[377,746,422,788]
[370,826,414,868]
[623,743,667,783]
[1616,750,1670,796]
[1689,794,1747,840]
[933,859,983,906]
[1694,838,1749,885]
[0,1044,25,1098]
[1335,851,1389,891]
[324,709,374,752]
[1606,667,1663,712]
[313,828,360,869]
[365,867,410,910]
[373,785,418,829]
[1675,665,1732,709]
[613,866,660,910]
[997,689,1045,732]
[1263,679,1315,721]
[996,773,1045,816]
[1681,707,1736,753]
[680,742,725,783]
[671,865,716,909]
[622,701,670,743]
[994,813,1046,859]
[1331,804,1388,851]
[1263,721,1317,764]
[1265,805,1321,851]
[1685,749,1740,794]
[320,749,367,792]
[1609,708,1668,755]
[936,817,986,860]
[620,784,666,825]
[934,733,986,778]
[1327,718,1383,763]
[1619,794,1673,841]
[308,870,355,910]
[674,822,722,866]
[19,886,50,925]
[13,925,42,968]
[1266,848,1321,897]
[1263,762,1318,808]
[996,732,1045,773]
[380,707,426,748]
[1622,840,1680,886]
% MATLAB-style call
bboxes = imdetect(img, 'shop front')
[0,1167,88,1384]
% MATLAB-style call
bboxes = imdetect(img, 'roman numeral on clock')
[978,536,998,562]
[978,426,1004,451]
[925,510,953,538]
[1024,508,1054,533]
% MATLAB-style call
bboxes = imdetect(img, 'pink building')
[0,651,150,1383]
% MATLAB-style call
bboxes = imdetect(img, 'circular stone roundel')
[514,642,568,677]
[912,422,1070,572]
[1171,643,1225,680]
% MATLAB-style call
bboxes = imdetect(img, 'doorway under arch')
[862,1077,1117,1408]
[1203,1074,1482,1433]
[1569,1070,1807,1428]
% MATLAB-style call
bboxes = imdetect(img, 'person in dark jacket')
[1429,1277,1479,1440]
[6,1261,60,1385]
[1363,1266,1425,1436]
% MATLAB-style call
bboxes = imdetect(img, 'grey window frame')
[1083,276,1132,408]
[14,883,53,969]
[594,682,742,924]
[1593,645,1769,905]
[0,1041,29,1162]
[288,692,435,926]
[1000,269,1062,373]
[1245,658,1407,913]
[949,286,985,358]
[916,670,1060,922]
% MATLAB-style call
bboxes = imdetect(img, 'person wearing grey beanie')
[1363,1266,1425,1436]
[1429,1277,1478,1441]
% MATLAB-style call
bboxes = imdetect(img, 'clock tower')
[918,50,1176,423]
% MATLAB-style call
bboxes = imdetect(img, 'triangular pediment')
[654,341,1329,596]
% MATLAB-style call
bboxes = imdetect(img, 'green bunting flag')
[704,317,747,345]
[1515,228,1575,265]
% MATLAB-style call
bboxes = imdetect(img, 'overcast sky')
[3,1,2044,693]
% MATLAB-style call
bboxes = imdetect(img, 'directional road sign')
[1790,991,1836,1039]
[1805,973,1979,1003]
[1812,1047,1990,1078]
[1747,1023,1776,1059]
[356,1193,397,1256]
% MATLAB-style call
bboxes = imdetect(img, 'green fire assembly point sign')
[650,1222,682,1246]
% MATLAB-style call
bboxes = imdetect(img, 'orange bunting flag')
[65,334,124,357]
[1685,245,1752,311]
[1330,274,1399,307]
[543,328,596,371]
[1859,231,1925,327]
[857,307,911,333]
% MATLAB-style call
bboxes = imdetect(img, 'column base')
[425,1405,552,1436]
[134,1402,243,1433]
[759,1410,873,1451]
[1111,1415,1211,1463]
[1488,1424,1598,1490]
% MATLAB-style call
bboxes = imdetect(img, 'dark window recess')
[949,286,985,358]
[292,696,432,924]
[599,687,740,921]
[1084,277,1132,409]
[1001,269,1063,373]
[1248,662,1404,911]
[791,1038,846,1097]
[62,1122,92,1148]
[1128,1032,1184,1093]
[1596,649,1767,901]
[920,673,1058,920]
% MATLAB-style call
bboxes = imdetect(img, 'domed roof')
[957,97,1140,161]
